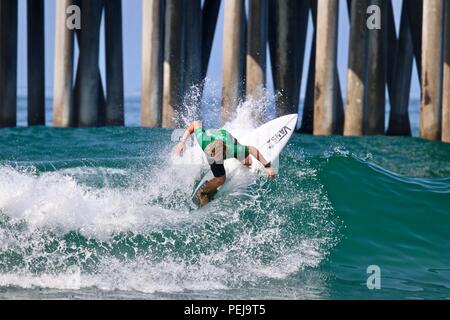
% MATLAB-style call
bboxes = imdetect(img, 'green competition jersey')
[194,128,249,160]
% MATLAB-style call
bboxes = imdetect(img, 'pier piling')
[105,0,124,126]
[344,0,370,136]
[387,1,413,136]
[246,0,268,99]
[163,0,185,128]
[0,0,18,128]
[301,16,316,134]
[366,0,387,135]
[184,0,202,116]
[53,0,74,127]
[201,0,221,81]
[221,0,246,124]
[0,0,446,143]
[406,0,423,83]
[420,0,444,141]
[269,0,309,117]
[442,1,450,143]
[313,0,339,136]
[27,0,45,126]
[76,0,103,127]
[303,1,343,135]
[141,0,164,127]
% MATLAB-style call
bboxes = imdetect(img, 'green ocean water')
[0,97,449,299]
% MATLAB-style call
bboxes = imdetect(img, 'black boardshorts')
[210,162,226,178]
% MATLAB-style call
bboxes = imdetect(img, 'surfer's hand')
[265,167,276,179]
[175,141,186,156]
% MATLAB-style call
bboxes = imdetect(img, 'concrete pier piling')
[221,0,246,124]
[442,2,450,143]
[246,0,268,99]
[313,0,339,136]
[163,0,185,128]
[387,1,413,136]
[366,0,387,135]
[344,0,370,136]
[0,0,445,144]
[184,0,202,116]
[0,0,18,128]
[27,0,45,126]
[202,0,221,81]
[406,0,423,83]
[73,27,107,127]
[303,1,344,135]
[301,18,316,135]
[184,0,202,90]
[76,0,103,127]
[420,0,444,141]
[386,0,397,98]
[141,0,164,127]
[269,0,309,117]
[53,0,75,127]
[105,0,124,126]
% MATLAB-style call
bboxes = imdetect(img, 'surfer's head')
[204,139,227,164]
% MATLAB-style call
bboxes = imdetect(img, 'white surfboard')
[191,114,298,208]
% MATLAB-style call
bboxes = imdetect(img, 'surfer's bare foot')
[196,190,209,207]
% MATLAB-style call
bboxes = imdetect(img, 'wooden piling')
[420,0,444,141]
[0,0,18,127]
[53,0,74,127]
[105,0,124,126]
[163,0,185,128]
[27,0,45,126]
[313,0,339,136]
[387,1,413,136]
[344,0,370,136]
[366,0,387,135]
[221,0,246,124]
[201,0,221,80]
[246,0,268,99]
[141,0,164,127]
[442,1,450,143]
[269,0,309,117]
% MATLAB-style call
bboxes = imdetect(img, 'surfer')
[175,121,276,207]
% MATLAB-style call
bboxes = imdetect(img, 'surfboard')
[191,114,298,208]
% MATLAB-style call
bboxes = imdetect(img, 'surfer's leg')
[196,162,226,207]
[248,146,270,166]
[196,176,225,207]
[241,155,252,167]
[200,176,225,194]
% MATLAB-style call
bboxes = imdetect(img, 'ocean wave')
[1,95,449,298]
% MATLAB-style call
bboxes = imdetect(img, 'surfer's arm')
[175,121,202,156]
